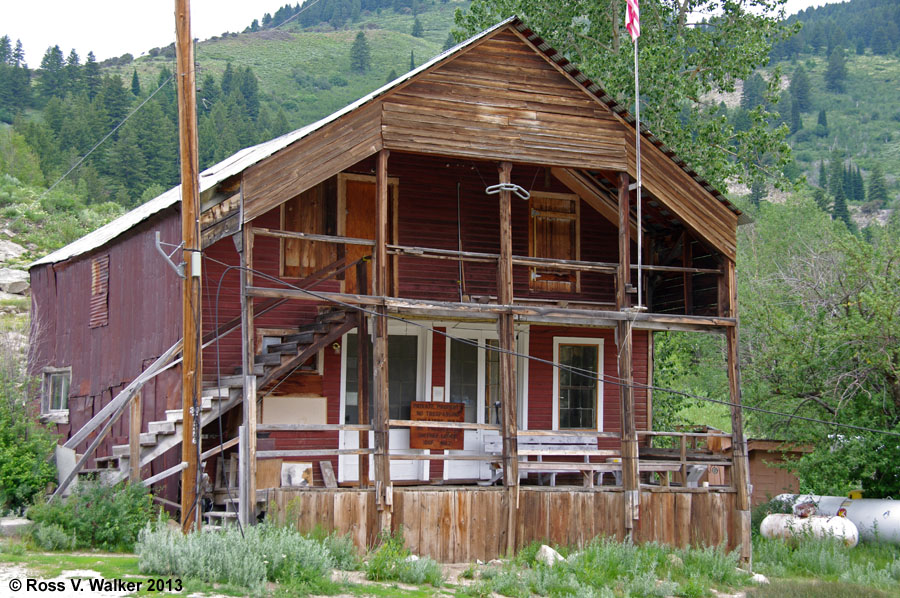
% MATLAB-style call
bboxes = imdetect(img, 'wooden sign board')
[410,401,465,450]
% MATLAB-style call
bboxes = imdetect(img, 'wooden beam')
[130,389,142,483]
[240,225,257,526]
[724,257,751,565]
[143,461,188,487]
[617,172,631,309]
[373,149,392,535]
[683,235,693,315]
[497,161,518,556]
[552,167,638,239]
[175,0,202,534]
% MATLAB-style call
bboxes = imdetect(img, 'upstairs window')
[89,255,109,328]
[42,367,71,416]
[528,192,580,293]
[281,178,339,278]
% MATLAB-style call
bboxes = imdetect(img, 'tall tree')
[867,165,889,207]
[64,49,81,97]
[812,187,829,212]
[95,75,132,132]
[409,49,415,71]
[37,45,66,102]
[83,51,101,100]
[443,32,456,51]
[816,108,828,137]
[131,69,141,96]
[455,0,796,190]
[350,31,370,73]
[220,62,235,96]
[818,159,827,189]
[789,96,802,134]
[0,36,10,64]
[824,47,847,93]
[789,65,811,112]
[832,183,850,226]
[412,16,424,38]
[740,72,766,110]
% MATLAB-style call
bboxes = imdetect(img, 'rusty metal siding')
[29,207,183,455]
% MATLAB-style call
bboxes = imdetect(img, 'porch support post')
[373,149,392,534]
[240,224,257,526]
[617,172,640,535]
[357,305,370,489]
[129,389,142,483]
[497,161,518,555]
[723,257,751,565]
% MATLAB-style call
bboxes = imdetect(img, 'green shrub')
[27,481,156,551]
[31,522,76,551]
[365,528,443,586]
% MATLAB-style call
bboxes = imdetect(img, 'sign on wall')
[409,401,465,450]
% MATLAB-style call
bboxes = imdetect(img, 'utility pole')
[175,0,202,533]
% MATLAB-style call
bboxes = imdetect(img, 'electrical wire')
[199,254,900,440]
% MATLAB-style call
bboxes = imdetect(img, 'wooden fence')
[269,487,744,562]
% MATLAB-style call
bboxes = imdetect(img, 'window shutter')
[529,194,578,292]
[89,255,109,328]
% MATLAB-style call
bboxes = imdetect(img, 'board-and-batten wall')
[271,488,744,562]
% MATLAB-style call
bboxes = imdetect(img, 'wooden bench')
[484,434,620,487]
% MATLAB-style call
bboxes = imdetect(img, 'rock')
[404,554,419,562]
[666,553,684,568]
[535,544,565,567]
[0,240,26,263]
[488,559,503,566]
[751,573,770,585]
[0,268,28,294]
[0,517,34,537]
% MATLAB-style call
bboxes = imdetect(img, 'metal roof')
[32,15,741,268]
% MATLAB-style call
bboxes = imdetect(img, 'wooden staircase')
[97,307,356,495]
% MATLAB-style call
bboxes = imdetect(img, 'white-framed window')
[42,367,71,423]
[552,337,602,430]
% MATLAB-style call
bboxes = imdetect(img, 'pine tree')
[443,32,456,52]
[386,69,398,83]
[0,36,10,64]
[818,160,827,189]
[236,66,259,119]
[870,26,893,56]
[12,40,25,67]
[813,187,829,212]
[816,109,828,137]
[867,165,889,207]
[740,72,765,110]
[83,52,101,100]
[96,75,132,132]
[842,164,853,201]
[350,31,370,73]
[412,16,424,38]
[832,185,850,226]
[221,62,235,96]
[824,47,847,93]
[853,166,865,204]
[38,45,66,102]
[409,49,415,71]
[827,156,844,199]
[790,96,802,134]
[64,49,81,97]
[789,65,811,112]
[131,69,141,95]
[749,178,765,207]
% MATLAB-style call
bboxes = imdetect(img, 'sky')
[7,0,847,67]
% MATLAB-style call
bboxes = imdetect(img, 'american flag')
[626,0,640,41]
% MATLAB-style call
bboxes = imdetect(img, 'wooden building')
[29,17,751,561]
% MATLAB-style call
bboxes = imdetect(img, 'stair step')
[296,322,329,334]
[93,456,119,468]
[255,352,285,366]
[278,331,315,345]
[148,420,176,435]
[216,375,246,388]
[204,511,237,519]
[317,309,348,323]
[265,340,301,354]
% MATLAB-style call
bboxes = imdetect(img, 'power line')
[201,254,900,440]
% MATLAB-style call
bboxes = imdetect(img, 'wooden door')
[344,179,376,295]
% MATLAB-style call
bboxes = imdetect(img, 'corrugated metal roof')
[32,15,742,267]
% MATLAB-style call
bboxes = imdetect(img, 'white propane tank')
[760,513,859,547]
[777,494,900,544]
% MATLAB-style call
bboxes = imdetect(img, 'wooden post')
[175,0,202,533]
[240,225,257,525]
[373,150,392,534]
[617,172,639,535]
[682,235,693,315]
[497,161,518,555]
[130,390,142,483]
[357,270,370,488]
[724,257,751,565]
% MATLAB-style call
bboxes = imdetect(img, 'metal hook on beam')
[485,183,530,201]
[155,231,186,279]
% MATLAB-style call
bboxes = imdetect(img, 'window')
[42,367,71,417]
[553,338,602,430]
[344,332,420,423]
[281,178,338,278]
[89,255,109,328]
[529,192,580,293]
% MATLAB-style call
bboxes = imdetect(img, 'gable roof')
[32,16,741,269]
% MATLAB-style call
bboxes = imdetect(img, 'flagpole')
[633,36,644,310]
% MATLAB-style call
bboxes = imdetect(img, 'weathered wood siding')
[241,102,383,222]
[382,30,626,170]
[272,487,744,560]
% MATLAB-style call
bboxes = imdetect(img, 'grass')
[747,580,897,598]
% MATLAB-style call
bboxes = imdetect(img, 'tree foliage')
[350,31,371,73]
[454,0,796,191]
